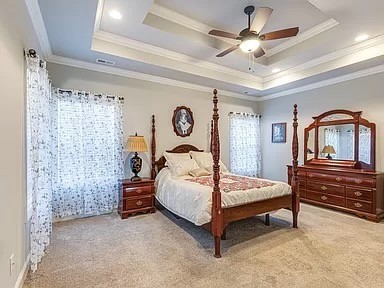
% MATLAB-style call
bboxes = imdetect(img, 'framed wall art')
[272,122,287,143]
[172,106,194,137]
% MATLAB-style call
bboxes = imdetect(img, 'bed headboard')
[150,116,204,178]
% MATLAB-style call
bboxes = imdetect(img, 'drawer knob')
[336,177,342,182]
[355,179,363,184]
[309,174,314,178]
[321,174,327,178]
[136,200,143,206]
[354,202,363,208]
[137,189,143,194]
[321,195,328,200]
[354,191,363,197]
[321,186,328,191]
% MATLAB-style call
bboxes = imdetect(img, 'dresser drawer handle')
[308,174,314,178]
[336,177,342,182]
[136,189,143,194]
[355,179,363,184]
[354,191,363,197]
[321,195,328,200]
[136,200,143,206]
[321,186,328,191]
[321,174,327,178]
[354,202,363,208]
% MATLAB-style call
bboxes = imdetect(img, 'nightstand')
[118,178,155,219]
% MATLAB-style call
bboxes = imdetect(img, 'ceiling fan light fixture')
[109,9,122,20]
[240,39,260,53]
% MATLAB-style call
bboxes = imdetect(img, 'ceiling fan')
[209,6,299,58]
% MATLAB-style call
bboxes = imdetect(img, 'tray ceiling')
[34,0,384,100]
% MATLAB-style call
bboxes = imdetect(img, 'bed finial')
[291,104,299,228]
[151,115,156,180]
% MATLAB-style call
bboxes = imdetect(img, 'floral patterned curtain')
[324,128,340,159]
[26,54,55,272]
[229,113,261,177]
[347,129,371,163]
[51,88,124,220]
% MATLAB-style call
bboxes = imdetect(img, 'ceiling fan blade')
[216,44,240,57]
[209,29,239,40]
[250,7,273,33]
[260,27,299,40]
[253,46,265,58]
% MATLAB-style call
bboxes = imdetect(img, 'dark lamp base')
[131,175,142,182]
[326,153,333,160]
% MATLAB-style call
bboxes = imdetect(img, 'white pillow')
[189,168,211,177]
[163,152,199,177]
[189,151,228,172]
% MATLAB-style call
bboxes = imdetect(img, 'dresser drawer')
[345,177,375,188]
[307,172,345,183]
[307,181,345,197]
[124,195,152,210]
[346,186,373,202]
[123,185,153,197]
[299,188,306,198]
[306,191,345,206]
[346,199,373,213]
[299,180,306,189]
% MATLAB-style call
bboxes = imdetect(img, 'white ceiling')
[34,0,384,100]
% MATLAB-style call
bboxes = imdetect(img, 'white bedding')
[155,168,291,226]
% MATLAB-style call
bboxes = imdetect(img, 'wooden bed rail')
[151,115,156,180]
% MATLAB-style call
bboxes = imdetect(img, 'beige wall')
[0,0,42,287]
[259,72,384,182]
[47,63,258,178]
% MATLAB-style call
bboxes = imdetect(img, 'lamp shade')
[126,135,148,152]
[321,145,336,154]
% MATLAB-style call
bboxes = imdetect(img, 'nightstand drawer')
[124,195,152,210]
[307,181,345,197]
[123,185,152,197]
[346,186,373,201]
[346,199,373,213]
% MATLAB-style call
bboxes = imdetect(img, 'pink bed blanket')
[186,174,276,193]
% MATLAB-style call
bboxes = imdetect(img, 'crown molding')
[259,64,384,101]
[265,18,339,57]
[93,30,262,84]
[24,0,52,59]
[48,55,259,102]
[263,33,384,86]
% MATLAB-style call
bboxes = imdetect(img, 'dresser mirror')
[304,110,376,170]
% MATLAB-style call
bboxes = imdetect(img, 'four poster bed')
[150,89,299,257]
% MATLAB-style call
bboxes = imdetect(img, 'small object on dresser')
[322,145,336,160]
[118,178,155,219]
[125,133,148,181]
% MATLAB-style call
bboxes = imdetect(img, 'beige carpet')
[24,204,384,288]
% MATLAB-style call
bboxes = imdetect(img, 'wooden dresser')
[118,178,155,219]
[288,165,384,222]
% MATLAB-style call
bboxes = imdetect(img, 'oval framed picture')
[172,106,194,137]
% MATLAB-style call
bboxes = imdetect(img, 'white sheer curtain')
[324,128,340,158]
[26,54,55,272]
[347,129,371,163]
[229,113,261,177]
[51,88,124,220]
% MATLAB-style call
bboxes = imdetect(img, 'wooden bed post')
[210,120,213,153]
[151,115,156,180]
[211,89,223,258]
[291,104,300,228]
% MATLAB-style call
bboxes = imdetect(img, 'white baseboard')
[14,253,30,288]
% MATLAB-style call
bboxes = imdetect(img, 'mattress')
[155,168,291,226]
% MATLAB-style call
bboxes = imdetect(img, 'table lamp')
[322,145,336,160]
[126,133,148,181]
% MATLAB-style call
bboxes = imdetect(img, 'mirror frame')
[304,109,376,170]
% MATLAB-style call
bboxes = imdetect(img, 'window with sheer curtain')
[52,88,124,220]
[229,113,261,177]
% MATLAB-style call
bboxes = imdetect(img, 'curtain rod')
[229,112,261,118]
[56,88,124,101]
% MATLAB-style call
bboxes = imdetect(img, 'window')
[229,113,261,177]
